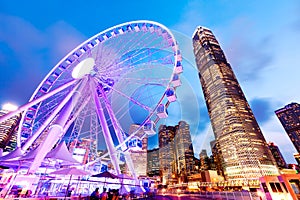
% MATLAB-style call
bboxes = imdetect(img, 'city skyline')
[0,1,300,163]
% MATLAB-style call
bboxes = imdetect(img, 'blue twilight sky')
[1,1,300,163]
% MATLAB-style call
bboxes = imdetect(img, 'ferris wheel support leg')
[91,82,121,174]
[97,84,138,179]
[21,80,83,151]
[28,79,87,174]
[0,79,78,124]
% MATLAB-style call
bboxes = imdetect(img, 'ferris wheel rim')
[17,20,182,155]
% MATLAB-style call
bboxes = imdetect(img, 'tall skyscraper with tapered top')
[192,26,279,184]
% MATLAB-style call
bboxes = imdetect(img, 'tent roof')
[18,146,40,161]
[50,167,90,176]
[46,142,80,164]
[0,147,23,161]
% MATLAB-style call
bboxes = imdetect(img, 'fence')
[199,191,262,200]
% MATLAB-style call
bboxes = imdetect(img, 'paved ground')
[148,194,208,200]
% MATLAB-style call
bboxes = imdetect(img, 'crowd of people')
[90,187,131,200]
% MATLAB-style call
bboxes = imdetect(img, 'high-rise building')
[0,105,20,152]
[199,149,210,170]
[174,121,195,182]
[192,27,279,183]
[268,142,287,169]
[275,102,300,154]
[210,140,224,177]
[158,124,176,185]
[158,121,195,184]
[147,148,160,177]
[294,153,300,166]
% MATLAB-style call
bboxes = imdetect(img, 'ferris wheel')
[0,21,183,176]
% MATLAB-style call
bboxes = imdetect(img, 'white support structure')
[0,79,78,125]
[91,80,121,174]
[28,79,86,173]
[21,81,83,151]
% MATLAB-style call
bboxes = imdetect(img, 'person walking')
[112,189,119,200]
[90,188,100,200]
[100,188,108,200]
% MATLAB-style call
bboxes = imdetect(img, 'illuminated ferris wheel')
[0,20,183,177]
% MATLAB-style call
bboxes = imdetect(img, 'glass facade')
[199,149,210,170]
[147,148,160,176]
[268,142,287,169]
[159,124,176,185]
[174,121,195,182]
[275,102,300,154]
[158,121,195,184]
[0,109,20,152]
[192,27,278,182]
[175,121,194,176]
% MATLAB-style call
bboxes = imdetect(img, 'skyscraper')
[275,102,300,154]
[174,121,194,182]
[158,121,195,184]
[147,148,160,177]
[199,149,210,170]
[0,105,20,152]
[192,27,278,183]
[268,142,287,169]
[158,124,176,185]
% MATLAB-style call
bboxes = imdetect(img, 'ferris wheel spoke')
[102,53,174,80]
[96,77,152,112]
[21,78,86,150]
[101,30,154,60]
[19,21,182,175]
[64,95,91,142]
[0,79,78,124]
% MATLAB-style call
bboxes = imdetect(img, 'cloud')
[45,21,86,65]
[0,14,47,104]
[220,17,274,82]
[250,98,274,125]
[171,1,205,36]
[0,14,85,105]
[290,1,300,32]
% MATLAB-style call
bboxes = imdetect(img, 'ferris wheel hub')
[72,57,95,79]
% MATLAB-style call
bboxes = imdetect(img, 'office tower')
[158,124,176,185]
[174,121,194,182]
[158,121,195,184]
[127,124,148,177]
[0,105,20,152]
[210,140,224,176]
[199,149,210,170]
[147,148,160,177]
[275,102,300,154]
[268,142,287,169]
[294,153,300,166]
[192,27,278,183]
